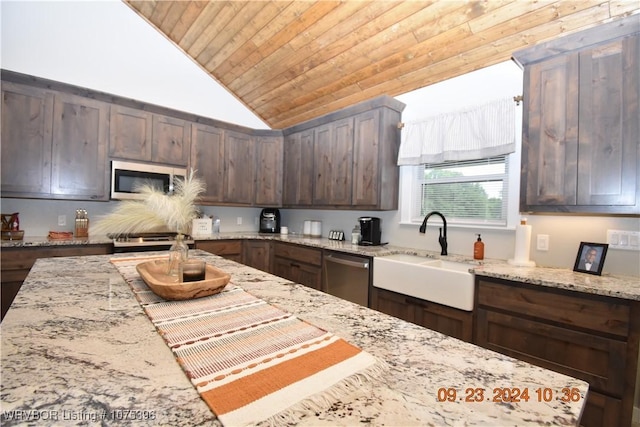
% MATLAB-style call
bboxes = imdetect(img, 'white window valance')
[397,97,516,165]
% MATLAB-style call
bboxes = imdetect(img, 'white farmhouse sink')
[373,254,475,311]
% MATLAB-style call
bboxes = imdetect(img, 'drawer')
[476,278,630,337]
[274,242,322,266]
[476,308,627,397]
[195,240,242,256]
[1,245,112,273]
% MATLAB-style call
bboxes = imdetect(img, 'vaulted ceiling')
[124,1,639,129]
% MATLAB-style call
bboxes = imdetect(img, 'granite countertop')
[1,250,587,426]
[3,232,639,301]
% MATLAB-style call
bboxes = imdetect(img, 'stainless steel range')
[111,233,195,253]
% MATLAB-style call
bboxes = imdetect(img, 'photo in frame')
[573,242,608,276]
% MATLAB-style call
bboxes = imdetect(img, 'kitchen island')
[1,250,588,426]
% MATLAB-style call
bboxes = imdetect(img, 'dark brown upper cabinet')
[515,16,639,215]
[1,81,109,201]
[254,134,283,207]
[283,95,405,210]
[109,105,190,167]
[282,129,314,206]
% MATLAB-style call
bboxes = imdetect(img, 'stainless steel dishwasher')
[323,251,371,307]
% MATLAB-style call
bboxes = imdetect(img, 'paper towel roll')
[508,223,536,267]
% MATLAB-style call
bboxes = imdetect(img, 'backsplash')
[2,197,638,278]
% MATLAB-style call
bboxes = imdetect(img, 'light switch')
[536,234,549,251]
[607,229,640,251]
[609,232,619,245]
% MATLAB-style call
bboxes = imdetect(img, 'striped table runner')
[111,256,384,426]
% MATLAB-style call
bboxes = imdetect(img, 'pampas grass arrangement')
[92,169,205,236]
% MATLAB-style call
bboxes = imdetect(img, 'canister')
[311,220,322,237]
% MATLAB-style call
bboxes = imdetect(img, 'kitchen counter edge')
[4,232,638,301]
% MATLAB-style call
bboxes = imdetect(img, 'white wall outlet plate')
[58,215,66,226]
[536,234,549,251]
[607,229,640,251]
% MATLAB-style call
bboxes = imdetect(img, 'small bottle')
[474,234,484,260]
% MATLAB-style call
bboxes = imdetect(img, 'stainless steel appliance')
[111,160,187,200]
[323,251,370,307]
[259,208,281,233]
[358,216,382,246]
[111,232,195,253]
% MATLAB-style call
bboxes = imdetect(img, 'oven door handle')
[324,254,369,269]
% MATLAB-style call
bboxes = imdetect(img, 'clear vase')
[167,234,188,278]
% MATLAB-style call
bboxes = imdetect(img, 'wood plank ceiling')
[124,1,639,129]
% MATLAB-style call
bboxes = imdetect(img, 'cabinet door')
[190,123,225,204]
[313,118,353,205]
[370,287,412,322]
[51,93,109,200]
[254,135,283,206]
[152,114,190,166]
[352,110,380,207]
[273,257,321,290]
[577,35,639,211]
[521,53,579,208]
[195,240,242,262]
[109,105,152,161]
[224,130,255,204]
[1,82,54,195]
[412,298,473,342]
[243,241,272,272]
[283,130,314,206]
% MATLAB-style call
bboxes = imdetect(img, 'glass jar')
[351,225,361,245]
[167,234,188,278]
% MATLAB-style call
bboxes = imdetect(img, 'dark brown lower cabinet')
[0,244,112,321]
[474,276,639,427]
[371,286,473,342]
[195,240,242,262]
[242,240,272,273]
[272,242,322,290]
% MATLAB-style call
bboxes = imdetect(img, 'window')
[401,155,518,228]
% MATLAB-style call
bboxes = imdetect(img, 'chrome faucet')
[419,211,448,255]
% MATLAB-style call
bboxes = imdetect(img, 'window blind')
[412,156,509,226]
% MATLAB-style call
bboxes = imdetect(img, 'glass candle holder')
[180,259,206,282]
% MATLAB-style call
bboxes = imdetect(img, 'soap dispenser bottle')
[474,234,484,260]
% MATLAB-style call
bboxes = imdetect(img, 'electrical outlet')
[607,229,640,251]
[236,216,242,225]
[57,215,66,226]
[536,234,549,251]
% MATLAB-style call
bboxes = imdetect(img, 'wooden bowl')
[136,259,230,300]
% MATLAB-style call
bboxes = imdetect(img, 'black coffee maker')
[358,216,382,246]
[259,208,281,233]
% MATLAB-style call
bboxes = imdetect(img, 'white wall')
[1,1,638,277]
[0,0,268,129]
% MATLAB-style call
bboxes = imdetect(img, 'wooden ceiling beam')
[167,2,209,43]
[123,1,640,129]
[176,2,226,52]
[232,1,404,102]
[245,1,444,110]
[266,3,614,127]
[195,1,267,68]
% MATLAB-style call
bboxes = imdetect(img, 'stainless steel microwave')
[110,160,187,200]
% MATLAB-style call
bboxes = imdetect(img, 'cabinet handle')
[290,262,300,268]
